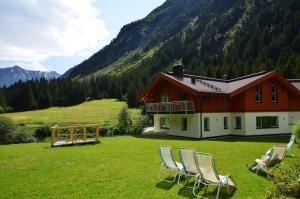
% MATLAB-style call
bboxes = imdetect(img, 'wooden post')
[70,128,74,144]
[51,127,56,147]
[95,125,100,143]
[83,127,87,143]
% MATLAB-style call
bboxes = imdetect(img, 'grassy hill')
[2,99,141,128]
[0,135,298,198]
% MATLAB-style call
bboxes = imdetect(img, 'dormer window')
[272,85,277,103]
[255,84,261,103]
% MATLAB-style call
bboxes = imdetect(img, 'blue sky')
[0,0,165,74]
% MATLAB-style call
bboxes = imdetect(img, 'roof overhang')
[138,73,199,102]
[229,71,300,98]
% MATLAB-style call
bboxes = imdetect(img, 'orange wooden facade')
[139,74,300,112]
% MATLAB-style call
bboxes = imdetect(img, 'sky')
[0,0,165,74]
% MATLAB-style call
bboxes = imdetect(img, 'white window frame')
[160,117,170,129]
[204,117,210,131]
[255,84,261,103]
[235,117,242,129]
[224,117,229,129]
[256,116,279,129]
[181,118,187,131]
[271,85,277,103]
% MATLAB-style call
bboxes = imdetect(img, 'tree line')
[0,72,150,113]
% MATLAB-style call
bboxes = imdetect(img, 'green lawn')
[1,99,141,127]
[0,135,298,199]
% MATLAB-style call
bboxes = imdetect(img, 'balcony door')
[160,94,170,112]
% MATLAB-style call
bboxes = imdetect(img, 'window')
[160,117,170,129]
[255,84,261,103]
[203,96,209,103]
[272,85,277,103]
[160,94,169,102]
[160,94,169,112]
[256,116,278,129]
[223,96,229,104]
[235,117,241,129]
[224,117,228,129]
[204,117,210,131]
[182,118,187,130]
[180,90,188,101]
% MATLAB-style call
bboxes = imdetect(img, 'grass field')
[1,99,141,127]
[0,135,298,199]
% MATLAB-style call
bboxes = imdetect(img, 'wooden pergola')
[51,124,100,147]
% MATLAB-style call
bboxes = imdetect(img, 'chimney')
[222,74,228,80]
[191,77,196,84]
[172,64,184,77]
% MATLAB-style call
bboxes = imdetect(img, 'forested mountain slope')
[65,0,300,79]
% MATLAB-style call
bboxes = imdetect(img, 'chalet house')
[138,65,300,138]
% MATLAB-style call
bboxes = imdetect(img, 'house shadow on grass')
[132,134,290,143]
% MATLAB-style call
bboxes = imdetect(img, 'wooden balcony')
[146,100,195,114]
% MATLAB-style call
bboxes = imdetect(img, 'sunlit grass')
[1,99,141,127]
[0,135,298,198]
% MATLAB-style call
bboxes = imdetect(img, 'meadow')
[0,135,298,199]
[2,99,141,128]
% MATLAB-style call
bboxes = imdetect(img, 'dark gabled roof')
[163,71,271,94]
[289,79,300,91]
[138,70,300,102]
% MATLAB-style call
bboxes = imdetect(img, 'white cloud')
[0,0,110,67]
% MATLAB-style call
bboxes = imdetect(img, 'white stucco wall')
[201,112,231,138]
[154,114,201,138]
[244,112,290,136]
[229,112,246,136]
[288,112,300,127]
[153,111,300,138]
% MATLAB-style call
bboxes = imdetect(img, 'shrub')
[100,126,115,136]
[34,125,51,141]
[0,106,4,113]
[0,116,16,144]
[292,122,300,140]
[118,107,132,134]
[13,128,35,143]
[267,161,300,198]
[5,106,13,113]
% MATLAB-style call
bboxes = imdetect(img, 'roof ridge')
[228,71,269,82]
[165,70,269,82]
[288,79,300,82]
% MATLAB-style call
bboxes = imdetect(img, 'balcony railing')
[146,100,195,114]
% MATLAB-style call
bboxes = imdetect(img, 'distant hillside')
[0,66,60,86]
[64,0,300,79]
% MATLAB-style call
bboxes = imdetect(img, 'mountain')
[64,0,300,80]
[0,66,60,86]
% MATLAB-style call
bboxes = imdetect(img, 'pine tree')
[22,84,38,110]
[127,85,138,108]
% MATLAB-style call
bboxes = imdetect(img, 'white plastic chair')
[178,148,199,188]
[158,145,184,183]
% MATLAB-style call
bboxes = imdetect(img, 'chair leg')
[215,184,221,199]
[158,166,177,183]
[192,177,209,199]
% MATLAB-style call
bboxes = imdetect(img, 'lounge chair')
[265,135,295,155]
[287,135,296,157]
[158,145,184,183]
[178,148,199,187]
[193,152,237,199]
[248,146,287,178]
